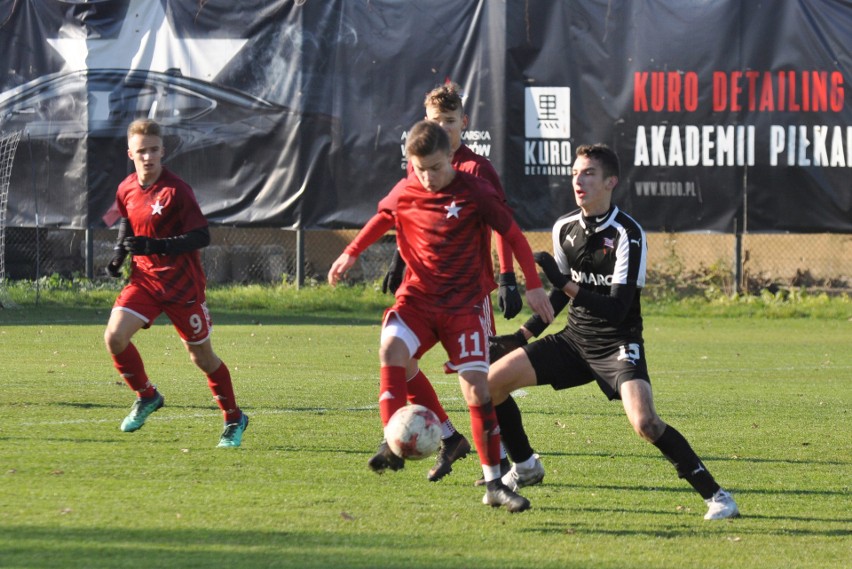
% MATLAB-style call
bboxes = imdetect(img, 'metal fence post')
[85,227,94,279]
[296,227,305,289]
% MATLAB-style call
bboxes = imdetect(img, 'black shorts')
[523,331,650,400]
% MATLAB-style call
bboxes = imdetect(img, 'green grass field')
[0,287,850,568]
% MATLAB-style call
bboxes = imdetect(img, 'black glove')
[122,236,166,256]
[488,330,528,362]
[381,249,406,294]
[533,251,569,289]
[497,272,523,319]
[106,247,127,278]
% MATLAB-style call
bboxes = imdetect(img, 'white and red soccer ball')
[385,404,442,460]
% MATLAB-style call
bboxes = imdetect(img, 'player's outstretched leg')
[120,392,164,432]
[483,480,531,513]
[368,439,405,473]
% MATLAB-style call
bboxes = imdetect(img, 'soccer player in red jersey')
[377,83,521,483]
[329,120,554,512]
[104,119,248,448]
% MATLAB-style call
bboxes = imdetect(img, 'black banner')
[0,0,849,232]
[505,0,852,232]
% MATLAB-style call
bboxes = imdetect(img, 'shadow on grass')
[0,526,453,569]
[522,515,852,538]
[540,449,851,467]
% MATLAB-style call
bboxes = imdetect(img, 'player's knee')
[487,362,518,404]
[103,329,128,355]
[631,414,665,442]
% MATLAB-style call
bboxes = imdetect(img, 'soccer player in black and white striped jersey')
[486,143,739,520]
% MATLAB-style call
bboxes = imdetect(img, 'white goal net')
[0,130,23,308]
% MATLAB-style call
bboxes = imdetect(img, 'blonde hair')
[127,119,162,140]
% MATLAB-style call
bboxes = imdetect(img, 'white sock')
[482,464,501,482]
[441,419,455,439]
[518,455,538,470]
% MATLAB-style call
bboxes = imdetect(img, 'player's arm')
[328,210,395,286]
[498,222,554,324]
[477,165,522,318]
[494,232,523,319]
[535,250,636,325]
[123,226,210,256]
[106,217,131,277]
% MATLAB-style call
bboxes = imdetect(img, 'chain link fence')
[2,226,850,298]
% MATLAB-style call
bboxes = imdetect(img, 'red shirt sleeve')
[500,222,543,289]
[344,210,395,256]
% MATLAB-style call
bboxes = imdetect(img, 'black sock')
[495,395,535,464]
[652,425,720,499]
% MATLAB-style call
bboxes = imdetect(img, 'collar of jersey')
[579,206,618,233]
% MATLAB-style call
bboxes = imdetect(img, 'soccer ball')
[385,404,442,460]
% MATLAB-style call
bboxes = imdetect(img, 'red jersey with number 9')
[116,168,208,305]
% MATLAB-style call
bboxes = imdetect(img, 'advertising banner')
[505,0,852,232]
[0,1,849,232]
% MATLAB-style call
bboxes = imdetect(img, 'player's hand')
[328,253,356,286]
[488,330,528,362]
[122,236,165,256]
[106,249,126,278]
[497,272,523,319]
[381,249,406,294]
[533,251,569,290]
[525,287,554,324]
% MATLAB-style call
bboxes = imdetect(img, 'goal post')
[0,130,23,308]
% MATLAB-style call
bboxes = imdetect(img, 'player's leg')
[620,379,739,519]
[378,313,417,424]
[185,339,248,448]
[368,310,424,473]
[106,287,164,432]
[457,368,529,513]
[404,359,470,481]
[441,313,529,512]
[487,348,544,490]
[169,301,247,447]
[412,370,471,481]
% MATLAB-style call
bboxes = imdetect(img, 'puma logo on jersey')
[565,234,576,246]
[630,238,641,247]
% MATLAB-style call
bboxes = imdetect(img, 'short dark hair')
[127,118,162,140]
[405,120,451,158]
[423,82,464,115]
[576,143,620,179]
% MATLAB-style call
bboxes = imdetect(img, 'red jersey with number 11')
[390,171,513,313]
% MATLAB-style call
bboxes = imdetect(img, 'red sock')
[469,403,501,467]
[405,370,449,423]
[112,343,156,398]
[379,365,407,427]
[206,362,241,423]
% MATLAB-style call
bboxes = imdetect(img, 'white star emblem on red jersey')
[444,201,461,219]
[150,200,164,216]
